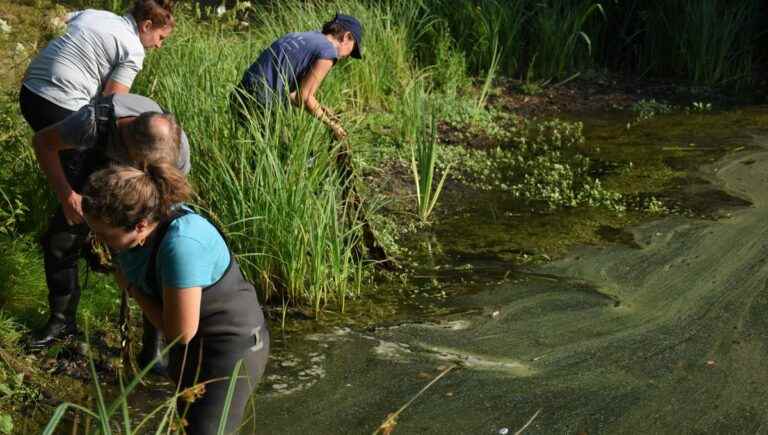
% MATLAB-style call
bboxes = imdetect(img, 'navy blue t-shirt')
[240,31,338,105]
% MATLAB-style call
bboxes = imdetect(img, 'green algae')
[250,107,768,434]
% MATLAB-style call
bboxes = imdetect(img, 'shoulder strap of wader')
[94,94,117,151]
[145,208,193,295]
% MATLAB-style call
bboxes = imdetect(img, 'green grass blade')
[217,360,244,435]
[42,403,99,435]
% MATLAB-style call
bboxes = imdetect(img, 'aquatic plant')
[475,32,501,111]
[631,98,674,122]
[689,101,713,113]
[437,118,624,211]
[426,0,527,77]
[410,119,451,223]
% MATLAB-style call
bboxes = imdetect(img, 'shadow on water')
[251,106,768,434]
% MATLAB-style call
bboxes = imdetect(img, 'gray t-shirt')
[240,31,338,104]
[59,94,191,175]
[23,10,145,111]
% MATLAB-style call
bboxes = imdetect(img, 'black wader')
[32,121,109,348]
[31,96,165,367]
[147,212,269,435]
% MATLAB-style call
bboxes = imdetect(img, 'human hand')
[60,190,84,225]
[323,106,342,123]
[331,123,348,141]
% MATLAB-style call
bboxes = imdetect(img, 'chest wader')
[146,211,269,435]
[32,95,171,374]
[30,97,114,349]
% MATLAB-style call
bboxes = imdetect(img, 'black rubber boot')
[137,315,168,376]
[29,293,79,349]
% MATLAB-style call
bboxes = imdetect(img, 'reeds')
[410,121,451,223]
[528,1,605,79]
[639,0,760,87]
[133,1,425,309]
[427,0,763,86]
[399,83,450,223]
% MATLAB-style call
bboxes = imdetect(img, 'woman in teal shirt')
[82,163,269,434]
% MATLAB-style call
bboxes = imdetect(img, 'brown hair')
[321,20,351,41]
[106,112,181,169]
[82,164,191,229]
[131,0,175,28]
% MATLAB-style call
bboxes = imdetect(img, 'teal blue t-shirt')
[116,210,231,298]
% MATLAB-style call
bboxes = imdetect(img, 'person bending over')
[233,13,363,140]
[20,0,175,132]
[82,164,269,435]
[30,93,191,376]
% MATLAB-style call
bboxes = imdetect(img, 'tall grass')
[41,333,253,434]
[637,0,760,86]
[410,120,450,223]
[427,0,763,86]
[131,0,467,308]
[397,82,450,222]
[527,1,605,79]
[427,0,527,77]
[137,32,360,308]
[426,0,603,79]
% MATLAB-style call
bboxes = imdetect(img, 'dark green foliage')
[633,0,760,87]
[423,0,764,87]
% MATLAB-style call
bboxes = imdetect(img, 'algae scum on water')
[250,107,768,434]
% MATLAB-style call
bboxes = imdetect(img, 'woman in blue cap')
[233,13,363,140]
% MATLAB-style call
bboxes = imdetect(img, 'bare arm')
[32,124,82,224]
[118,271,203,346]
[102,79,130,96]
[289,59,347,140]
[162,286,201,345]
[116,270,165,331]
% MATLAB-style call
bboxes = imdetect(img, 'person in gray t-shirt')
[234,14,363,141]
[28,93,191,370]
[19,0,175,133]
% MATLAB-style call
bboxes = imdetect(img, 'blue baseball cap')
[332,13,363,59]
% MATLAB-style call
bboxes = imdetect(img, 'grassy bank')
[4,0,758,313]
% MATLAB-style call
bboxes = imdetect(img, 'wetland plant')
[527,1,605,79]
[689,101,713,113]
[410,119,451,223]
[631,98,673,122]
[42,330,251,435]
[132,3,404,309]
[398,81,451,222]
[637,0,761,87]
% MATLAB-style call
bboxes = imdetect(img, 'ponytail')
[144,162,191,220]
[131,0,174,28]
[82,163,191,229]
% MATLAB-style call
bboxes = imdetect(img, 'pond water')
[249,106,768,434]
